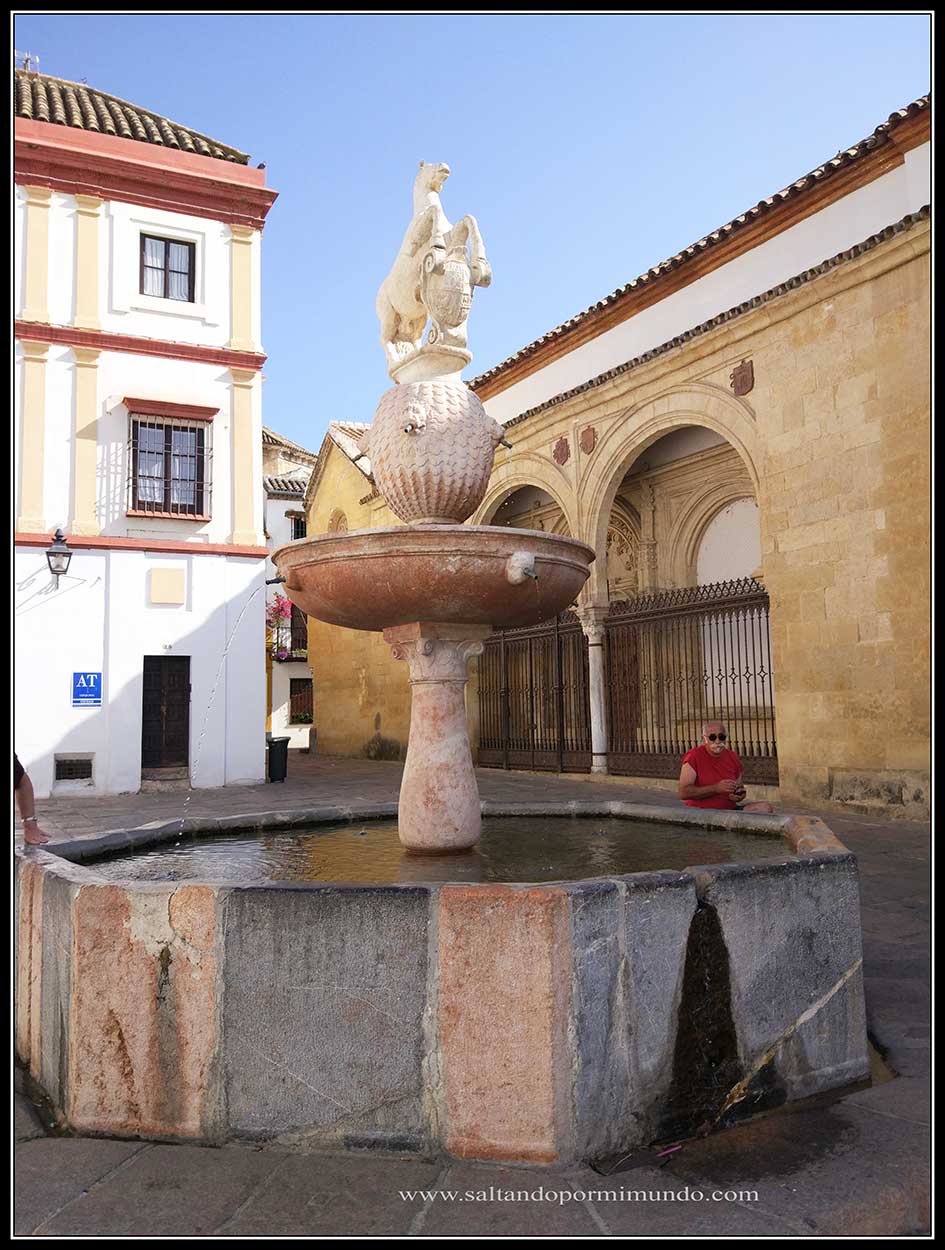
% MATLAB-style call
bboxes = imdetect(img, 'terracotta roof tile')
[14,68,250,165]
[469,95,929,389]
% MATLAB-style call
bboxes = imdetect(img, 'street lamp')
[45,529,73,588]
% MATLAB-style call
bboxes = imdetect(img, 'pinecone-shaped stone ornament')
[364,379,506,524]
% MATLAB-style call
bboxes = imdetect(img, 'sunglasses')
[705,732,727,742]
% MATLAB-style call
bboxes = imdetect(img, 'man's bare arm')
[678,762,738,800]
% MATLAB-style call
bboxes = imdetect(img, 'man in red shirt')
[678,721,774,812]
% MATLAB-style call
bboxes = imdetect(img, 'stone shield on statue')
[423,255,472,330]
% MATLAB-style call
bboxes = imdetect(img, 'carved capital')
[384,622,491,684]
[575,605,608,644]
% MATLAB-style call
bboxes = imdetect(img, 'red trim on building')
[123,397,219,422]
[15,321,266,371]
[15,118,277,231]
[15,532,267,558]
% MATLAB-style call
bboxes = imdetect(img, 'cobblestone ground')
[15,756,929,1236]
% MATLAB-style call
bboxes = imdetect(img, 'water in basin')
[86,817,790,886]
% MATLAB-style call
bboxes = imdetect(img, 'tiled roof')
[264,476,307,495]
[502,206,930,431]
[262,426,318,463]
[14,69,249,165]
[302,422,373,513]
[469,95,930,389]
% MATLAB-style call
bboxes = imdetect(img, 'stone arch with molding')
[327,508,348,533]
[473,467,577,537]
[581,383,762,602]
[666,480,759,589]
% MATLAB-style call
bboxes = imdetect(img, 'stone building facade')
[304,96,930,818]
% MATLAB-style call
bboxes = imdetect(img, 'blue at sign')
[72,673,102,707]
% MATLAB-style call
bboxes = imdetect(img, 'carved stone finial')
[376,162,491,384]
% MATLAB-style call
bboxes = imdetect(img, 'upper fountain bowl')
[271,525,594,631]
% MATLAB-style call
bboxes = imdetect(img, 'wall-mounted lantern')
[45,529,73,588]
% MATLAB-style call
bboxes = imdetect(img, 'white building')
[14,69,278,796]
[262,428,317,750]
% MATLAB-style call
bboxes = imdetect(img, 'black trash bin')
[267,736,290,783]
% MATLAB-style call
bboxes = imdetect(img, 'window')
[291,515,307,541]
[289,678,313,724]
[290,604,308,654]
[128,415,212,518]
[140,234,196,302]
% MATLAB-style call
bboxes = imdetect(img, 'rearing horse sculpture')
[376,162,491,377]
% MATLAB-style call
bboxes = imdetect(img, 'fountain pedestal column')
[384,622,492,852]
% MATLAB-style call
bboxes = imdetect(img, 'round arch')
[473,470,577,536]
[582,383,762,600]
[666,482,758,588]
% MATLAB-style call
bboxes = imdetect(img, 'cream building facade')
[305,96,929,818]
[14,70,277,796]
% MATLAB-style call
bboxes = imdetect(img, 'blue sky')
[14,13,931,452]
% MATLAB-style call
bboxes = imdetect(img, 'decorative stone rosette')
[364,379,506,524]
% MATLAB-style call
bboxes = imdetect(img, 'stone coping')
[20,802,849,887]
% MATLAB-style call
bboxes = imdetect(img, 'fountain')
[15,163,870,1166]
[272,159,594,853]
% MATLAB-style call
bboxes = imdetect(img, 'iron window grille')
[140,234,196,302]
[291,515,307,541]
[289,678,314,723]
[128,414,212,518]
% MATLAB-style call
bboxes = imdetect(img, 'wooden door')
[141,656,191,768]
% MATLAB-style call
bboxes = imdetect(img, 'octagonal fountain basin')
[16,803,868,1166]
[270,525,595,631]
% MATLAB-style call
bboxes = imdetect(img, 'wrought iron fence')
[477,611,591,772]
[477,579,777,783]
[605,578,777,783]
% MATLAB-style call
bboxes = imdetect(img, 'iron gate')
[477,611,591,772]
[477,579,778,783]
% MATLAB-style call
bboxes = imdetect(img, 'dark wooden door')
[141,656,191,768]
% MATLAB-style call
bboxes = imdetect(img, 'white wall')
[696,498,762,585]
[15,345,264,547]
[483,147,931,424]
[14,546,266,797]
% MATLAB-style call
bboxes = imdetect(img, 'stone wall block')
[694,858,869,1102]
[623,873,699,1137]
[222,885,431,1152]
[69,883,220,1140]
[567,880,632,1161]
[438,885,572,1162]
[39,872,78,1113]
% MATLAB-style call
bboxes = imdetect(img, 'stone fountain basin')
[270,525,594,630]
[15,804,868,1164]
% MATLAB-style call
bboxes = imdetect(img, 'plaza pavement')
[15,756,930,1237]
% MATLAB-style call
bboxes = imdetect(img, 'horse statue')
[376,161,491,379]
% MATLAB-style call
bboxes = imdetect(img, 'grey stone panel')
[39,872,77,1115]
[696,855,869,1100]
[567,881,632,1161]
[568,872,699,1163]
[221,885,431,1149]
[622,873,699,1140]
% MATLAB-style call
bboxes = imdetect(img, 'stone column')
[20,185,52,324]
[73,195,103,331]
[17,340,49,534]
[228,225,256,352]
[72,347,101,535]
[384,622,491,852]
[577,607,609,774]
